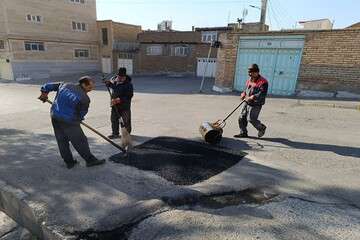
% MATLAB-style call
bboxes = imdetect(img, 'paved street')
[0,76,360,239]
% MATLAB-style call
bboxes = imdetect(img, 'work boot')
[108,134,121,139]
[258,125,267,138]
[86,159,106,167]
[66,160,79,169]
[234,132,248,138]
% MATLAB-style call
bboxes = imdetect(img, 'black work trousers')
[111,107,132,135]
[52,118,97,164]
[238,104,266,134]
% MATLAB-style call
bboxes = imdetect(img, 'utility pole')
[260,0,268,28]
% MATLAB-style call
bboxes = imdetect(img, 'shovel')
[43,99,126,153]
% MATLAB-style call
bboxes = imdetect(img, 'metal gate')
[197,58,217,78]
[118,59,133,75]
[101,57,112,74]
[234,36,304,96]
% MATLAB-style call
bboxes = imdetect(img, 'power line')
[266,4,272,30]
[268,0,282,29]
[271,0,297,28]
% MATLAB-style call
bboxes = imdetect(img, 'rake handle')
[102,75,126,126]
[43,99,126,153]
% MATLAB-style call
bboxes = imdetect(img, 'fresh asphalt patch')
[109,137,245,185]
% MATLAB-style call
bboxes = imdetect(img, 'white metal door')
[197,58,217,78]
[101,57,112,74]
[0,59,14,80]
[118,59,133,75]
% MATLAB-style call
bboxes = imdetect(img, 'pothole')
[109,137,245,185]
[163,188,280,209]
[194,188,279,209]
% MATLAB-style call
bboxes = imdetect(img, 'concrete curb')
[0,178,173,240]
[0,180,68,240]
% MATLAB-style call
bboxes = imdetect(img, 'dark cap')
[118,67,127,76]
[248,64,260,73]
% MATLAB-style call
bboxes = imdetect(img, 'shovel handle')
[222,100,246,123]
[42,98,126,153]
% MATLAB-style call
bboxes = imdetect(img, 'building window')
[0,40,4,49]
[24,42,45,51]
[102,28,108,45]
[173,46,190,57]
[146,45,163,56]
[26,14,42,23]
[201,31,217,43]
[72,21,87,32]
[74,49,89,58]
[119,52,133,59]
[70,0,85,4]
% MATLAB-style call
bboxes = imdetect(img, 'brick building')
[215,28,360,95]
[136,23,268,76]
[97,20,142,75]
[0,0,99,81]
[136,31,216,75]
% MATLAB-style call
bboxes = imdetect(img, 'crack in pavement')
[0,227,19,239]
[288,196,360,210]
[74,208,172,240]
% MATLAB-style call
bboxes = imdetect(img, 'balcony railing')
[113,41,140,52]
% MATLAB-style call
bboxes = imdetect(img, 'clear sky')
[96,0,360,31]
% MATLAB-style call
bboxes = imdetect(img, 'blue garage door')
[234,36,304,96]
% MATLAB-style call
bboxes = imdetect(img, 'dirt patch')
[109,137,245,185]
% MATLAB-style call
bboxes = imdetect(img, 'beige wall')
[113,22,142,42]
[97,20,142,72]
[97,21,113,57]
[10,39,98,61]
[0,1,8,36]
[3,0,97,43]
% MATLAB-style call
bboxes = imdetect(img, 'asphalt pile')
[110,137,244,185]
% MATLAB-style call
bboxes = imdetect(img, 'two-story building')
[97,20,142,75]
[0,0,99,81]
[136,31,217,76]
[135,22,268,77]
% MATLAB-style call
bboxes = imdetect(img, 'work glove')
[111,98,121,106]
[38,92,49,103]
[240,92,246,100]
[104,80,111,86]
[244,95,255,103]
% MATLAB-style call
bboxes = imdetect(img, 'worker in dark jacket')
[105,68,134,139]
[234,64,268,138]
[38,76,106,169]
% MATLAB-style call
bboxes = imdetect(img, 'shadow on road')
[260,137,360,158]
[220,135,360,158]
